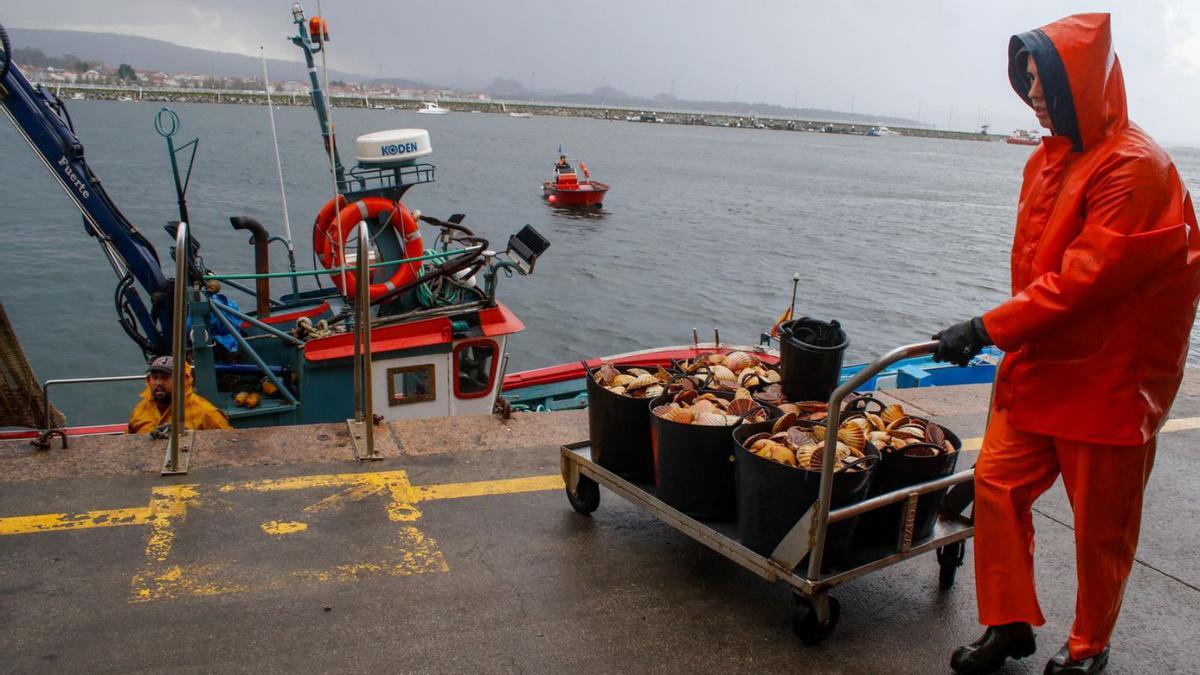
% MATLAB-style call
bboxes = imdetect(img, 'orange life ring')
[319,197,423,301]
[312,194,348,265]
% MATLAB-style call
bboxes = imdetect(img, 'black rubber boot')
[1044,643,1110,674]
[950,622,1037,674]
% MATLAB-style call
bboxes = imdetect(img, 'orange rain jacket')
[982,13,1200,446]
[126,367,231,434]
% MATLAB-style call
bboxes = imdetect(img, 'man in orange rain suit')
[127,356,231,434]
[931,13,1200,675]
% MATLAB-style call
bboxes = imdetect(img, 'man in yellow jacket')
[127,356,231,434]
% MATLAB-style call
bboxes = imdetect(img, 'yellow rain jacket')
[126,367,231,434]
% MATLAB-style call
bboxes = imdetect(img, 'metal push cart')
[560,341,976,644]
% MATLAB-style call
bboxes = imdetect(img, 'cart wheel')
[937,541,966,590]
[792,595,840,645]
[566,475,600,515]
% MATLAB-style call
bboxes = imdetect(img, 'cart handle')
[806,340,938,580]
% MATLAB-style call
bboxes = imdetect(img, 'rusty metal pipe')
[229,216,271,317]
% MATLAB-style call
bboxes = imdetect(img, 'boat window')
[454,340,498,398]
[387,365,436,406]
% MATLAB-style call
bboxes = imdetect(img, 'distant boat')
[117,96,134,102]
[866,126,900,137]
[1005,129,1041,146]
[509,112,532,118]
[70,93,85,100]
[417,101,448,115]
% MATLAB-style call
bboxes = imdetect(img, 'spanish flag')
[769,307,793,338]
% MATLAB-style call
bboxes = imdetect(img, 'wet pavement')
[1,384,1198,674]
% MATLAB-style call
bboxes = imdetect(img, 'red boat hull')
[543,180,608,207]
[1004,137,1040,146]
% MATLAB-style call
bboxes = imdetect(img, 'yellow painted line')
[409,474,565,502]
[0,507,153,535]
[10,413,1200,537]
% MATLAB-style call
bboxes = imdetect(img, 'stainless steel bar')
[827,468,976,522]
[358,223,375,459]
[42,375,144,433]
[806,340,939,580]
[561,444,808,592]
[163,221,190,475]
[810,521,974,592]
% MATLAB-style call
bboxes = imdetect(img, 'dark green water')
[1,100,1197,424]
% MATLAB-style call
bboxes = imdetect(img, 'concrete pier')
[1,378,1197,673]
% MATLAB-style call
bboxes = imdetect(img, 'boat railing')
[348,223,382,461]
[341,162,436,202]
[34,374,147,449]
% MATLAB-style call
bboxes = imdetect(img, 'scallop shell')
[838,424,867,453]
[643,385,664,399]
[726,397,759,417]
[691,399,718,416]
[724,351,754,373]
[627,368,651,378]
[754,384,785,405]
[769,444,798,467]
[761,369,781,384]
[881,403,907,425]
[787,426,814,447]
[706,354,726,365]
[695,412,731,426]
[597,363,619,385]
[626,374,658,391]
[925,422,946,447]
[734,387,753,400]
[865,412,886,431]
[772,412,798,433]
[776,403,799,416]
[659,406,694,424]
[744,432,771,447]
[673,389,698,405]
[605,386,627,396]
[612,373,636,387]
[943,439,957,454]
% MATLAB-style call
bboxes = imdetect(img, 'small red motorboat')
[543,160,608,208]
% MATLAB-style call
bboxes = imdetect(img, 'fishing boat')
[0,9,993,442]
[509,112,532,119]
[543,158,609,208]
[416,101,448,115]
[865,126,900,137]
[1005,129,1041,146]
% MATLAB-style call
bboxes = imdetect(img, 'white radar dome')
[355,129,432,166]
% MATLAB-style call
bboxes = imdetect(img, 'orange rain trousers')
[974,408,1155,660]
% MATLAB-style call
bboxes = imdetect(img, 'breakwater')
[43,83,996,143]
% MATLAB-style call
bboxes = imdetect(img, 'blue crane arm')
[0,23,171,354]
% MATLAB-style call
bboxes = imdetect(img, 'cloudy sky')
[5,0,1199,142]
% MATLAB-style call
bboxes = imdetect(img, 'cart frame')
[560,340,978,643]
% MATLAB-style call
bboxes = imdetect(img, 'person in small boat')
[933,13,1200,675]
[127,356,231,434]
[554,155,574,175]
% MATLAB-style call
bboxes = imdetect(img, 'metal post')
[348,223,381,460]
[163,221,194,475]
[804,340,938,579]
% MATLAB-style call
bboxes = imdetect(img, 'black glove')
[932,317,992,367]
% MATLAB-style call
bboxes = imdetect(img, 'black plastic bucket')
[733,420,879,568]
[585,366,655,482]
[778,318,848,403]
[856,426,962,550]
[650,392,776,521]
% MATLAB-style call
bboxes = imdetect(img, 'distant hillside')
[6,28,368,83]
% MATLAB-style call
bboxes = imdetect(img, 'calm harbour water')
[1,101,1197,424]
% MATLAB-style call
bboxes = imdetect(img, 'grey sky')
[5,0,1199,142]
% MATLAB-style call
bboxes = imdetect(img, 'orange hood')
[1008,13,1128,152]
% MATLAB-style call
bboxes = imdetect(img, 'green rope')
[202,247,479,281]
[416,249,465,308]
